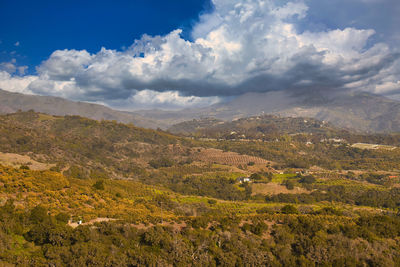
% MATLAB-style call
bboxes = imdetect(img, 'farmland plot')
[193,148,269,166]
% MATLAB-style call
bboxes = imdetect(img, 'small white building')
[237,177,251,184]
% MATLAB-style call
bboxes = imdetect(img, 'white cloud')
[125,89,220,110]
[36,49,93,81]
[0,0,399,109]
[375,81,400,94]
[0,71,37,94]
[0,62,17,74]
[14,41,20,47]
[0,59,28,76]
[18,66,28,75]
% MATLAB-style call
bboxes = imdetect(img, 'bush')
[93,180,105,190]
[207,199,217,205]
[256,206,276,214]
[299,175,316,184]
[191,216,209,229]
[250,222,269,236]
[314,207,342,216]
[55,212,70,224]
[285,180,295,190]
[250,173,263,181]
[281,205,299,214]
[64,165,87,179]
[149,158,174,169]
[29,206,48,223]
[19,165,30,170]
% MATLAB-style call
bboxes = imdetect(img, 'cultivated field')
[351,143,397,150]
[251,182,310,196]
[193,148,269,166]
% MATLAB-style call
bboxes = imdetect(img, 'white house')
[237,177,251,184]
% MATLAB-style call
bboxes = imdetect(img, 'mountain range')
[0,89,162,129]
[2,88,400,133]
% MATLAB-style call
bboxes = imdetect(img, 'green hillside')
[168,115,341,138]
[1,111,400,266]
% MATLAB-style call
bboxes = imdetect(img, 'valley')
[1,0,399,265]
[1,111,400,265]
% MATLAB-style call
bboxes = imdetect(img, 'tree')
[29,206,48,223]
[149,158,174,168]
[285,180,295,190]
[93,180,105,190]
[281,205,299,214]
[250,173,263,181]
[55,212,70,224]
[299,175,316,184]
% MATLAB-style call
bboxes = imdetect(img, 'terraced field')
[351,143,397,150]
[193,148,269,166]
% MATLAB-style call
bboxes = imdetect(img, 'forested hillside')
[168,115,344,138]
[1,111,400,266]
[169,114,400,144]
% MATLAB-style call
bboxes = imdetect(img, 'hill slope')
[3,88,400,133]
[0,112,400,265]
[0,89,164,129]
[0,111,182,180]
[205,91,400,133]
[168,115,345,139]
[139,90,400,133]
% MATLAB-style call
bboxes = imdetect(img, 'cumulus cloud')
[102,89,221,110]
[37,49,93,81]
[0,59,29,76]
[0,61,17,74]
[0,0,399,109]
[0,71,37,94]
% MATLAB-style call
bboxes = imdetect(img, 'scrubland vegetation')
[1,111,400,266]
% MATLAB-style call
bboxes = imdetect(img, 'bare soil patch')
[251,182,310,196]
[68,217,117,228]
[0,152,54,170]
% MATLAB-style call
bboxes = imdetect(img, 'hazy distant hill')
[209,91,400,133]
[168,117,225,135]
[168,115,343,138]
[3,88,400,133]
[140,90,400,133]
[0,89,164,129]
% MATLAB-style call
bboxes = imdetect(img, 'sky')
[0,0,399,110]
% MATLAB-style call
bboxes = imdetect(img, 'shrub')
[149,158,174,169]
[93,180,105,190]
[64,165,87,179]
[250,173,263,180]
[29,206,48,223]
[207,199,217,205]
[19,165,30,170]
[285,180,295,190]
[314,207,342,216]
[299,175,316,184]
[250,222,269,236]
[281,205,299,214]
[55,212,70,224]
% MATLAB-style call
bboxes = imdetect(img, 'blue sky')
[0,0,399,110]
[0,0,212,70]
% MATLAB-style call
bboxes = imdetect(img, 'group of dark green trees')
[1,201,400,266]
